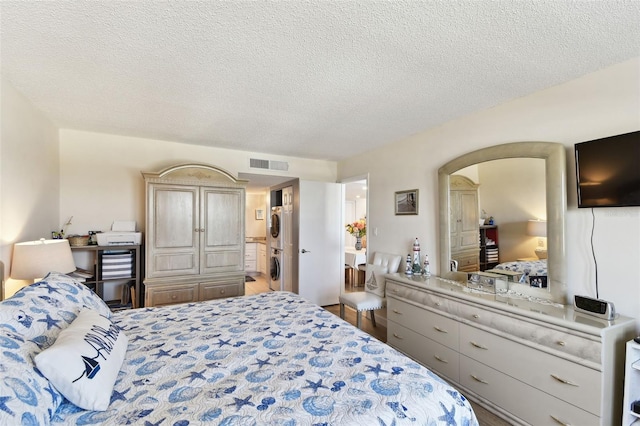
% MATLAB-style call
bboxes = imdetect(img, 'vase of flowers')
[346,219,366,250]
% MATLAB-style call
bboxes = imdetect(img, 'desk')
[345,247,367,285]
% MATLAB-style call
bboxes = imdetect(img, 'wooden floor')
[244,274,510,426]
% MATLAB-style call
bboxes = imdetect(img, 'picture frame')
[395,189,419,215]
[255,209,264,220]
[529,275,548,288]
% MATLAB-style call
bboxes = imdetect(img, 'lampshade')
[527,219,547,238]
[10,239,76,280]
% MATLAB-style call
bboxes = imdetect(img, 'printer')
[96,221,142,246]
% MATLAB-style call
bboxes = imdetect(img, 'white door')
[298,180,341,306]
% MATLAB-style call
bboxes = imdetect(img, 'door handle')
[301,249,311,253]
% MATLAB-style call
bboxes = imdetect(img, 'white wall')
[1,77,60,297]
[477,158,546,261]
[246,192,267,238]
[338,58,640,323]
[58,129,337,236]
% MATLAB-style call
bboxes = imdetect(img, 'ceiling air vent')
[249,158,289,172]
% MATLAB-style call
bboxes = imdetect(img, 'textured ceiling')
[1,1,639,162]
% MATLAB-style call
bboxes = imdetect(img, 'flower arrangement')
[345,219,366,237]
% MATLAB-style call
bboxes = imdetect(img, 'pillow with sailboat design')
[34,309,128,411]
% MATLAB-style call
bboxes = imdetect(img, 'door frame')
[340,174,369,295]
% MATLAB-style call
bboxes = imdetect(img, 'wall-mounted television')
[575,130,640,208]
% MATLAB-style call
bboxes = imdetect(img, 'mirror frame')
[438,142,567,304]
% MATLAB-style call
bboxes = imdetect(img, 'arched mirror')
[438,142,567,304]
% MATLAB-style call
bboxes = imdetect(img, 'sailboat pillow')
[34,309,128,411]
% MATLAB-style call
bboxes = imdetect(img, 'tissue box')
[485,268,524,283]
[467,271,508,293]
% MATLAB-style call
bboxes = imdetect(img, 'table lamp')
[527,219,547,259]
[10,238,76,282]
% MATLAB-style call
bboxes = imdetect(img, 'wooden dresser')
[142,163,247,307]
[386,273,635,426]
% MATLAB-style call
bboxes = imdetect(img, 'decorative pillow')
[34,309,128,411]
[0,331,60,425]
[364,264,389,298]
[0,272,115,423]
[0,272,112,344]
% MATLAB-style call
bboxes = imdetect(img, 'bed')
[493,259,547,277]
[0,272,478,425]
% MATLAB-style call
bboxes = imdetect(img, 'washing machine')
[270,206,283,249]
[270,247,283,291]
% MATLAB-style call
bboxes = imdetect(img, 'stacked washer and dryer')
[269,206,283,291]
[269,186,293,292]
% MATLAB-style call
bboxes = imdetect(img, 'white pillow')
[364,264,389,298]
[34,309,128,411]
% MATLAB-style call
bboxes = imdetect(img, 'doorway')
[342,177,368,296]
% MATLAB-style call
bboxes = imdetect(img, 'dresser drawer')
[200,282,241,300]
[146,283,199,306]
[388,298,458,350]
[457,302,602,365]
[460,355,599,425]
[453,253,479,272]
[387,282,458,316]
[388,321,459,382]
[460,323,601,415]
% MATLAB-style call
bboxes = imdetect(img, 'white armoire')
[449,175,480,272]
[142,163,247,307]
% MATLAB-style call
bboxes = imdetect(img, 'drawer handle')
[470,374,488,384]
[220,290,225,294]
[472,314,479,319]
[392,333,403,340]
[434,355,448,364]
[392,309,403,315]
[433,326,448,334]
[435,302,441,307]
[550,374,578,387]
[556,341,566,346]
[470,341,488,350]
[171,295,177,300]
[549,415,571,425]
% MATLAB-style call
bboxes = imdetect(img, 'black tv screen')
[575,130,640,208]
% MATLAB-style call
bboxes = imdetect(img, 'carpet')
[245,276,256,282]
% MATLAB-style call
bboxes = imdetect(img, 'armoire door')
[458,190,479,251]
[148,184,200,278]
[200,187,244,274]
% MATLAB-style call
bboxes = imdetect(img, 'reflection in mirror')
[456,158,546,263]
[438,142,567,304]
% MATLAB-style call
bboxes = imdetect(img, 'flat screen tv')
[575,130,640,208]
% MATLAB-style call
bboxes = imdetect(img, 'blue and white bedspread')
[494,259,547,277]
[53,291,477,425]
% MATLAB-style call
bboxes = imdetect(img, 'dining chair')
[339,252,402,329]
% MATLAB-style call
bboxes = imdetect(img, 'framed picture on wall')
[255,209,264,220]
[395,189,419,215]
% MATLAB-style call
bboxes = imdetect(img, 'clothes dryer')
[270,207,283,249]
